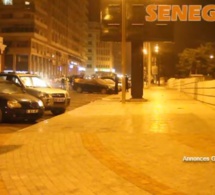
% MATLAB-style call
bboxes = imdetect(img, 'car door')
[86,80,98,92]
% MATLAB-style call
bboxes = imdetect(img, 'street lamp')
[154,44,160,86]
[143,48,148,55]
[143,42,152,88]
[121,0,126,103]
[154,44,159,53]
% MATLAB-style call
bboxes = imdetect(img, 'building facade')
[0,0,88,78]
[0,36,6,72]
[86,21,115,76]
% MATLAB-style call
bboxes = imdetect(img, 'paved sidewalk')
[1,87,215,195]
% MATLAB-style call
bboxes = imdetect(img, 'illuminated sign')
[145,5,215,22]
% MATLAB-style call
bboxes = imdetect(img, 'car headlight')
[7,100,22,108]
[38,100,44,107]
[39,92,50,99]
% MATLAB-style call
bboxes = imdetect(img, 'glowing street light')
[143,48,148,55]
[154,44,159,53]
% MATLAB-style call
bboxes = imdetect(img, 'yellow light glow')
[155,44,159,53]
[2,0,13,5]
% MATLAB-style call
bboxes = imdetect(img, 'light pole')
[144,42,152,88]
[121,0,126,103]
[154,44,160,85]
[143,44,148,87]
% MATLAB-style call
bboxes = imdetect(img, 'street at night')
[1,0,215,194]
[1,87,215,194]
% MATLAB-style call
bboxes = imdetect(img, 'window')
[2,0,13,5]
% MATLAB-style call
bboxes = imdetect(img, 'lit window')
[2,0,13,5]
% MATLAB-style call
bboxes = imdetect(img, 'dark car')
[73,78,115,94]
[102,78,122,91]
[0,80,44,123]
[100,76,131,89]
[0,72,70,115]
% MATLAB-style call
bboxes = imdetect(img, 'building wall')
[0,36,6,72]
[0,0,88,78]
[86,22,98,75]
[167,77,215,106]
[86,21,114,76]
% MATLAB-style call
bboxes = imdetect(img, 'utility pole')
[121,0,126,103]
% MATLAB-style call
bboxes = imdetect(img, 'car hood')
[0,93,40,102]
[27,87,68,94]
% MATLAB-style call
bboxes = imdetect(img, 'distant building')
[86,22,115,76]
[0,0,89,78]
[0,36,6,71]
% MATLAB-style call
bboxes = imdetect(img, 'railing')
[167,77,215,106]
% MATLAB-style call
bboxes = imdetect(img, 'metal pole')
[157,52,160,86]
[147,42,152,88]
[121,0,126,103]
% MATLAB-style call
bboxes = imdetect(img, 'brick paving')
[1,87,215,194]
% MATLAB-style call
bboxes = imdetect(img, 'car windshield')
[20,76,49,88]
[0,82,23,94]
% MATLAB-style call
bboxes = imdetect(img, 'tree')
[177,42,215,77]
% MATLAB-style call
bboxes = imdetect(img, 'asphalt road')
[0,90,108,143]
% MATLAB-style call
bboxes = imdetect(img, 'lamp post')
[121,0,126,103]
[154,44,160,86]
[144,42,152,88]
[143,44,148,87]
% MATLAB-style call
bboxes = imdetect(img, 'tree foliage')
[177,42,215,77]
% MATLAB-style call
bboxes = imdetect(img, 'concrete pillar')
[131,41,144,99]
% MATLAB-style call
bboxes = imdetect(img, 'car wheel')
[51,108,66,115]
[101,88,107,94]
[76,86,83,93]
[0,109,2,123]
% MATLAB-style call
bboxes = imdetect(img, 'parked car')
[0,80,44,123]
[100,76,131,90]
[102,78,122,91]
[73,78,115,94]
[0,72,71,115]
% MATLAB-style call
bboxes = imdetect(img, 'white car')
[0,73,71,115]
